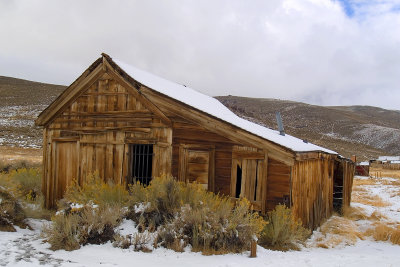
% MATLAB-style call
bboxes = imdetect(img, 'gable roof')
[37,54,337,155]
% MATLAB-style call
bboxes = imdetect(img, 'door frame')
[178,144,215,192]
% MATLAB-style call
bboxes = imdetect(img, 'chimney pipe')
[275,111,285,136]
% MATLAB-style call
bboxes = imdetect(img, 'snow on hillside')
[354,124,400,152]
[1,175,400,266]
[0,105,45,148]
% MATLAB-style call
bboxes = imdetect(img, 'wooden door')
[179,145,215,191]
[187,150,210,189]
[54,141,79,201]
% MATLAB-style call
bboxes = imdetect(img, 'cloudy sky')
[1,0,399,110]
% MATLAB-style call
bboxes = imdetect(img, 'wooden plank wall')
[266,158,291,211]
[342,160,355,208]
[291,157,334,229]
[43,75,171,208]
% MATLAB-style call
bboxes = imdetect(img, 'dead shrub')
[0,188,28,232]
[113,232,152,252]
[113,234,132,249]
[42,212,81,251]
[43,203,124,251]
[259,205,310,251]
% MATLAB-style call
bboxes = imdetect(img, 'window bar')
[144,145,147,184]
[254,162,258,201]
[138,145,142,183]
[134,145,138,183]
[130,146,136,184]
[145,145,149,184]
[142,145,145,182]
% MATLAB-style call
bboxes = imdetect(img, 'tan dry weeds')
[312,174,399,248]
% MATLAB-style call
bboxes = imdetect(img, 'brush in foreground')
[258,204,310,251]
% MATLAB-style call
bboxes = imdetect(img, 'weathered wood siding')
[266,158,291,211]
[342,160,355,208]
[291,157,334,229]
[42,75,171,207]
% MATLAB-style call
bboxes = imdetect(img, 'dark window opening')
[235,164,242,198]
[129,144,153,186]
[254,163,258,201]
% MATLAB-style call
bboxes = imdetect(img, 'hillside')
[0,76,66,148]
[216,96,400,160]
[1,76,399,160]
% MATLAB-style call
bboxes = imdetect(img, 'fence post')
[250,240,257,258]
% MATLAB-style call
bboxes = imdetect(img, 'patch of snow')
[134,202,150,213]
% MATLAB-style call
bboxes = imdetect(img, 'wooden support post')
[250,240,257,258]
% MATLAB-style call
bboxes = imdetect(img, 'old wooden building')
[36,54,354,229]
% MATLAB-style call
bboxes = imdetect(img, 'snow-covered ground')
[1,175,400,267]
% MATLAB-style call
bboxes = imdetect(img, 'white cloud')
[0,0,399,110]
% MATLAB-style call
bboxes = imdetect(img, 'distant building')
[355,161,370,176]
[370,156,400,170]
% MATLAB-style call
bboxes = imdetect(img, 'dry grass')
[313,166,400,249]
[313,216,364,248]
[370,167,400,179]
[390,226,400,245]
[352,185,368,193]
[352,178,377,186]
[381,179,400,186]
[351,193,390,207]
[364,223,400,245]
[0,146,42,165]
[369,210,388,221]
[342,206,368,221]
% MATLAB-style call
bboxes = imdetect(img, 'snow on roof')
[378,156,400,161]
[359,161,370,166]
[115,59,337,154]
[391,160,400,164]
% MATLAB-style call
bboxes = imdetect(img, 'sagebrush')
[43,203,124,251]
[64,171,129,207]
[259,204,310,251]
[129,176,265,254]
